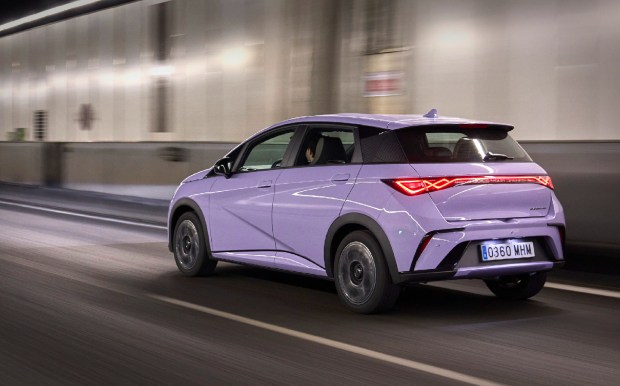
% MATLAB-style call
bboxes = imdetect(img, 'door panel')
[208,127,298,259]
[272,164,361,270]
[209,170,281,253]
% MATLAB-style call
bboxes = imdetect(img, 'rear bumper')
[396,261,564,284]
[453,260,560,279]
[395,269,456,284]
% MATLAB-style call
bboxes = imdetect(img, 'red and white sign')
[363,71,403,97]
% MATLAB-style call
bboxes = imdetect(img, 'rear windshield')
[394,126,531,163]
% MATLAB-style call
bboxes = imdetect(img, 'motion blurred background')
[1,0,619,257]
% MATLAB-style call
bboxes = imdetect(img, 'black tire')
[173,212,217,276]
[334,230,400,314]
[484,271,547,300]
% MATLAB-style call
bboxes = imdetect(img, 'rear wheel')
[173,212,217,276]
[334,231,400,313]
[484,271,547,300]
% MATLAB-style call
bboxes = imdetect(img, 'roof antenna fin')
[423,108,438,118]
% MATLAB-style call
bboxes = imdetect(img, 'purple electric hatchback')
[168,110,565,313]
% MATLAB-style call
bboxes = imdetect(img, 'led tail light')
[382,175,554,196]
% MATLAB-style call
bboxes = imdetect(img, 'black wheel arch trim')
[324,212,401,283]
[168,198,210,254]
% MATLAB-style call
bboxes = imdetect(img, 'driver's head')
[305,134,321,163]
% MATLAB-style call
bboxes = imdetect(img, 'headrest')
[311,136,347,165]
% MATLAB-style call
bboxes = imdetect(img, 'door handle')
[331,173,350,182]
[257,180,273,188]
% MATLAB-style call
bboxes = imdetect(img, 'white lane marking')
[149,294,503,386]
[0,199,167,230]
[545,282,620,299]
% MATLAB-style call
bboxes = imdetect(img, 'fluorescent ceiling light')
[220,47,250,69]
[0,0,102,33]
[149,65,175,77]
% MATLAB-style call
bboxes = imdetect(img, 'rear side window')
[360,129,407,163]
[396,126,531,163]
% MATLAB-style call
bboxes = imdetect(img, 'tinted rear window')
[395,126,531,163]
[360,129,407,163]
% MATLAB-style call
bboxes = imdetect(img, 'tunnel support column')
[42,142,63,188]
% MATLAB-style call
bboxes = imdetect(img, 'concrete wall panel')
[0,143,43,184]
[61,142,233,198]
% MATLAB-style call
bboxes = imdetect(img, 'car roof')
[245,112,514,142]
[261,112,513,133]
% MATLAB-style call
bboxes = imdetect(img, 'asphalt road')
[1,203,619,385]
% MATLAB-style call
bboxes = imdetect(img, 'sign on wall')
[363,71,404,97]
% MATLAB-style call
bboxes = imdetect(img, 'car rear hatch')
[409,163,553,221]
[393,124,554,221]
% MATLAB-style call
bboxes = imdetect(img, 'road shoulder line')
[0,199,167,230]
[545,282,620,299]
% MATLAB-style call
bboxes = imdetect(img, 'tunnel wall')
[1,141,618,255]
[0,142,44,185]
[2,0,620,142]
[0,141,235,198]
[0,0,352,143]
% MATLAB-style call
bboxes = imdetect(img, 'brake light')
[383,175,554,196]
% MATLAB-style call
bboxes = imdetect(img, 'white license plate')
[480,241,535,261]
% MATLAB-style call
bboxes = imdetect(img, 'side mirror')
[213,157,233,179]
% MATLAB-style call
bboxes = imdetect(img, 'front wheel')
[484,271,547,300]
[173,212,217,276]
[334,231,400,314]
